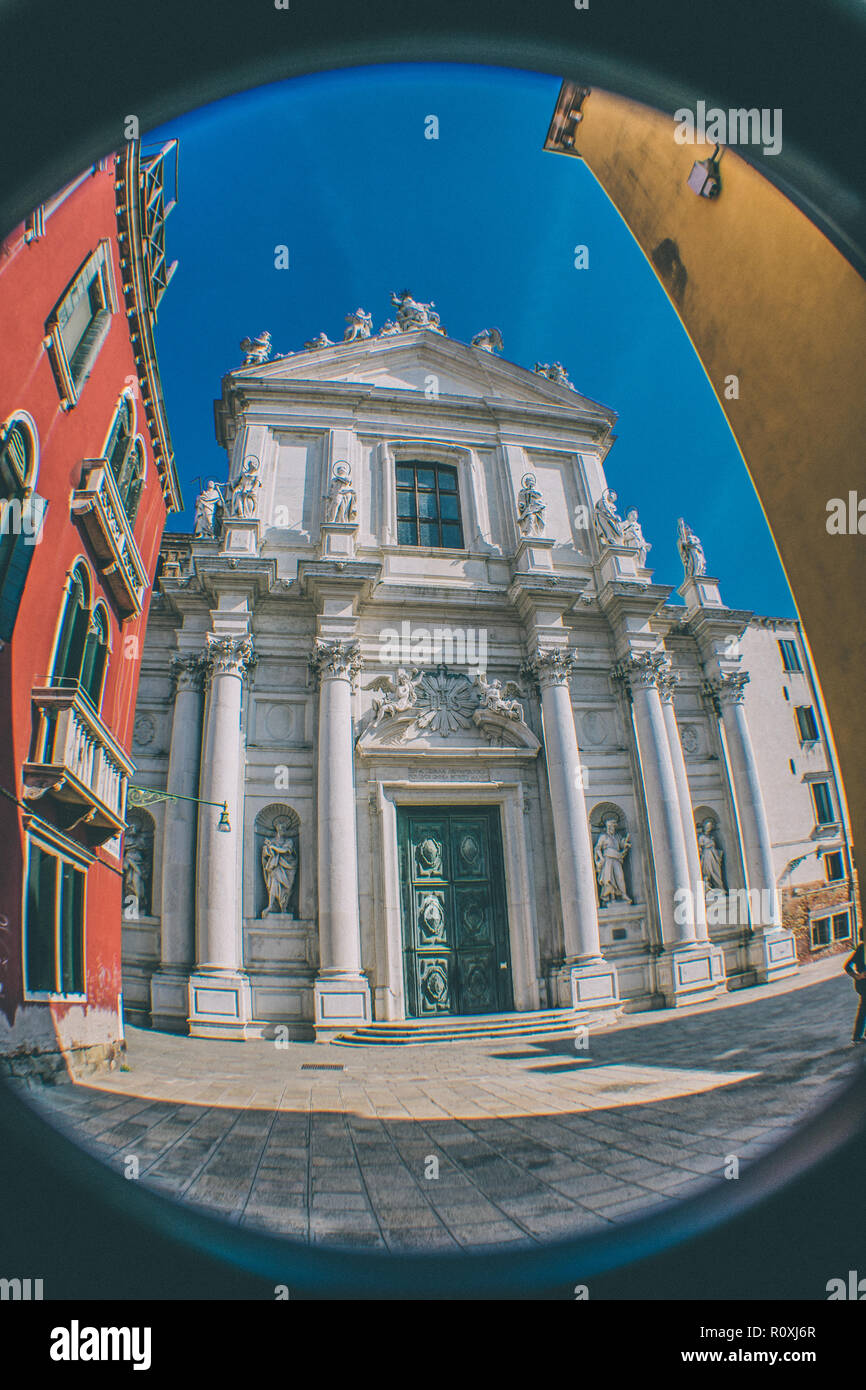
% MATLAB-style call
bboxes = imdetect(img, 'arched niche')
[589,800,634,908]
[122,809,155,919]
[254,803,300,919]
[694,805,728,892]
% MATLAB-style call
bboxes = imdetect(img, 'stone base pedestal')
[656,943,727,1007]
[512,535,555,574]
[746,927,798,985]
[556,959,620,1015]
[188,970,253,1039]
[678,573,725,612]
[596,543,647,586]
[314,972,372,1038]
[150,969,192,1033]
[320,521,358,559]
[221,516,261,556]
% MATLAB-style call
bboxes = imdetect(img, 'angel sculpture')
[304,331,333,350]
[367,668,421,725]
[344,308,373,342]
[470,327,504,353]
[240,330,272,366]
[475,672,525,722]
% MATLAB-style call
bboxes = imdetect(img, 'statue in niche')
[325,461,357,524]
[622,507,651,566]
[475,672,525,723]
[697,816,726,890]
[516,473,545,536]
[594,488,625,545]
[367,667,421,725]
[240,331,272,366]
[344,308,373,341]
[227,457,262,519]
[122,816,152,918]
[593,816,632,906]
[261,816,299,917]
[193,480,225,538]
[678,517,707,577]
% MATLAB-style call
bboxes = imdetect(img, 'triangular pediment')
[231,330,615,420]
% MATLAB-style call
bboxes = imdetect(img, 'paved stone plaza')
[18,957,863,1253]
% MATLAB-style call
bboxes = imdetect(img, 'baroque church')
[122,293,855,1041]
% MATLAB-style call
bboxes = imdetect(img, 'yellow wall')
[547,87,866,871]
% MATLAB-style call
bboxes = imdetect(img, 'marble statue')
[193,480,225,538]
[594,488,625,545]
[261,816,298,916]
[122,820,150,919]
[622,507,651,566]
[594,817,632,906]
[325,461,357,524]
[475,673,525,722]
[367,668,421,725]
[697,817,726,890]
[304,331,333,350]
[533,361,573,388]
[678,517,707,577]
[516,473,546,536]
[470,328,504,353]
[228,457,261,519]
[240,331,272,366]
[390,291,445,334]
[344,308,373,342]
[378,319,401,337]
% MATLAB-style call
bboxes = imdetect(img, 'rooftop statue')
[678,517,707,577]
[470,327,504,353]
[344,308,373,342]
[390,290,446,335]
[193,480,225,538]
[622,507,652,567]
[240,330,272,366]
[533,360,573,388]
[304,331,334,350]
[228,457,262,519]
[594,488,625,545]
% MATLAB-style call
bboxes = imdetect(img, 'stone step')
[332,1008,588,1047]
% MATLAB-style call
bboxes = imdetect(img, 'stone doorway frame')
[373,778,541,1021]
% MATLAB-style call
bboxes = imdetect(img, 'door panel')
[399,805,512,1018]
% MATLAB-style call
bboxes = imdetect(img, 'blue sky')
[146,62,794,617]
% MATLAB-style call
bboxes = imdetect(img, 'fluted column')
[708,673,781,925]
[310,638,371,1033]
[658,660,709,942]
[524,647,618,1010]
[188,633,255,1038]
[617,652,697,946]
[150,653,204,1031]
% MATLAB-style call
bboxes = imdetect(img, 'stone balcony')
[71,458,148,617]
[23,680,135,845]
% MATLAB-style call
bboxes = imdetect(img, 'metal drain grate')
[299,1063,344,1071]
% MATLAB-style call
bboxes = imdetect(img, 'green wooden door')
[398,806,513,1018]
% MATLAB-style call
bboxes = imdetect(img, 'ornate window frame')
[43,240,118,410]
[379,439,487,553]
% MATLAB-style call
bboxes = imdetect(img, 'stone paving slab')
[13,956,865,1254]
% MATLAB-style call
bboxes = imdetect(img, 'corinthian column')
[617,651,725,1005]
[657,660,709,943]
[187,633,255,1039]
[524,647,618,1012]
[310,638,371,1035]
[150,653,204,1032]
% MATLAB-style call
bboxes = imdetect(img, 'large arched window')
[0,413,46,642]
[51,563,110,710]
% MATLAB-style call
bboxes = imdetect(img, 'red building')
[0,142,181,1078]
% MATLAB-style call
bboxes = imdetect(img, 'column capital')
[204,633,256,686]
[613,650,676,699]
[522,645,578,690]
[310,637,363,688]
[170,652,206,695]
[703,671,750,709]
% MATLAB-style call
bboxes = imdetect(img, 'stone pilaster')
[523,646,619,1013]
[187,633,256,1038]
[310,638,372,1036]
[616,651,725,1005]
[705,673,797,982]
[150,652,205,1032]
[656,659,709,943]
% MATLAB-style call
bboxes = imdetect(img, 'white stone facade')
[122,326,852,1039]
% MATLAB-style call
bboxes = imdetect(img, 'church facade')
[123,297,856,1040]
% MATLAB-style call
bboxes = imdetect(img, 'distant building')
[122,300,856,1042]
[0,142,181,1078]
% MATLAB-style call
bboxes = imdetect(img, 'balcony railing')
[71,458,148,617]
[22,679,135,845]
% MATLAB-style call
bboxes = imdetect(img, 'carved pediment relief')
[357,664,540,754]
